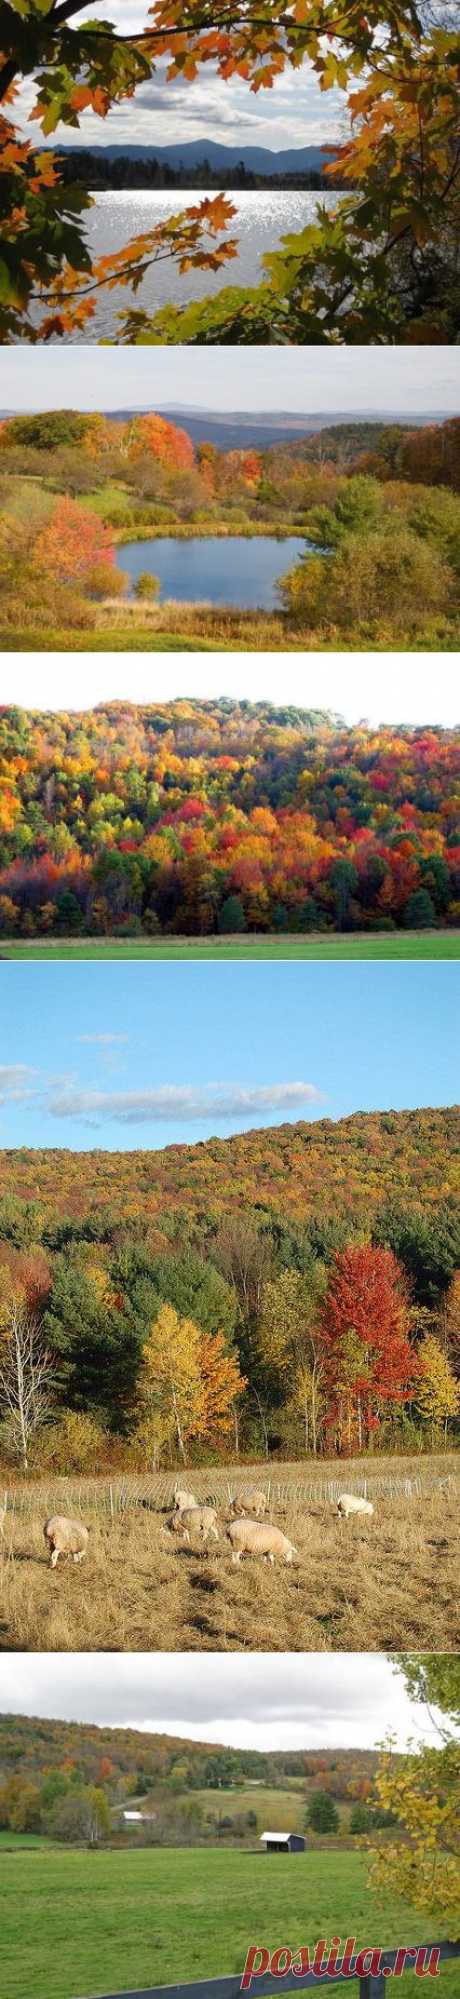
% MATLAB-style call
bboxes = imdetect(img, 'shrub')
[134,572,160,601]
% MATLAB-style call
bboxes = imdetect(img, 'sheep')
[227,1519,298,1566]
[229,1487,268,1519]
[44,1515,89,1569]
[336,1493,374,1519]
[170,1504,219,1546]
[173,1486,198,1514]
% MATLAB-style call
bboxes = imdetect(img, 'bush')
[280,522,454,632]
[87,562,127,600]
[32,1410,109,1474]
[134,571,160,601]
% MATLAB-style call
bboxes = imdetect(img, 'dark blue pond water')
[116,534,307,609]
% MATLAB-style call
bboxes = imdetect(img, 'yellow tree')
[415,1334,459,1447]
[198,1330,245,1451]
[139,1302,203,1463]
[369,1657,460,1936]
[138,1304,245,1463]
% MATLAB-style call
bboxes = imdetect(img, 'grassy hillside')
[0,1846,457,1999]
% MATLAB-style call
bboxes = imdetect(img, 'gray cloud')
[0,1065,37,1106]
[0,1655,446,1753]
[46,1080,323,1126]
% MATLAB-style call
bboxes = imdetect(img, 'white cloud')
[46,1080,323,1125]
[0,1066,37,1106]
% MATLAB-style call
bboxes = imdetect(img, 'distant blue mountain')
[60,138,333,174]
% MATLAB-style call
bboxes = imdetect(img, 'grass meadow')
[0,1845,457,1999]
[2,933,459,961]
[1,1457,457,1654]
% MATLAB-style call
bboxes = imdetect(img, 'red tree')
[321,1244,416,1452]
[34,498,114,585]
[131,414,194,471]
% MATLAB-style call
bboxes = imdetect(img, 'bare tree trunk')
[253,1389,269,1459]
[0,1302,53,1473]
[171,1382,187,1463]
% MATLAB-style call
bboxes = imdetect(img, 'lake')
[57,188,341,339]
[116,534,308,607]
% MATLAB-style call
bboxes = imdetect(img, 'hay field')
[1,1456,457,1654]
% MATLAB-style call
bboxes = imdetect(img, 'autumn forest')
[0,1106,458,1476]
[0,698,458,942]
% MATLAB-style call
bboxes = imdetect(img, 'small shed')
[260,1831,305,1853]
[122,1810,157,1824]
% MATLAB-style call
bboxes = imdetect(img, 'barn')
[260,1831,306,1853]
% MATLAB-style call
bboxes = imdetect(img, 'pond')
[116,534,308,609]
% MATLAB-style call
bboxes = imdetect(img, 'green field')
[0,1846,455,1999]
[184,1784,306,1832]
[2,932,459,961]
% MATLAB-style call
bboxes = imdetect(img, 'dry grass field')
[0,1455,457,1654]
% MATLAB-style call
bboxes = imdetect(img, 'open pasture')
[0,1845,457,1999]
[1,1456,458,1654]
[3,933,460,960]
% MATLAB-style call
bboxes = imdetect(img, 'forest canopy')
[0,696,458,938]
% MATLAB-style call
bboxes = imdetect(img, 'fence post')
[359,1978,387,1999]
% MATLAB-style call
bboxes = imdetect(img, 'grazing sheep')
[173,1486,198,1513]
[44,1515,89,1568]
[229,1487,268,1519]
[336,1493,374,1519]
[170,1504,219,1546]
[227,1519,297,1565]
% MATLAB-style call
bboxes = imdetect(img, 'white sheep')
[227,1519,298,1565]
[44,1514,89,1568]
[173,1486,198,1513]
[229,1487,268,1519]
[170,1504,219,1546]
[336,1493,374,1519]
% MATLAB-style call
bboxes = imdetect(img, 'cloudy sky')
[5,654,459,729]
[15,0,347,155]
[1,346,459,417]
[0,962,456,1150]
[0,1654,448,1751]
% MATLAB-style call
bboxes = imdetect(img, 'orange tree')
[0,0,458,339]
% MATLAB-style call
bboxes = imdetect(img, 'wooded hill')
[0,1711,381,1795]
[1,1109,458,1247]
[0,699,459,937]
[0,1109,458,1465]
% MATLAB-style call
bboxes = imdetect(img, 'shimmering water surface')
[61,188,340,338]
[116,533,308,607]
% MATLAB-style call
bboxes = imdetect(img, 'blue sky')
[0,963,457,1152]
